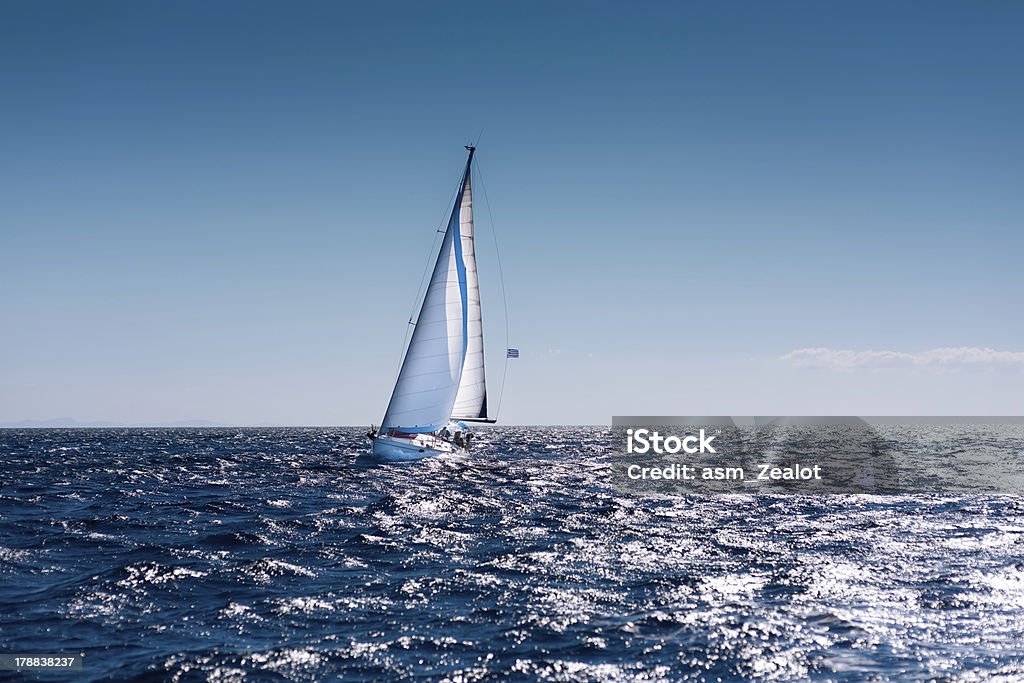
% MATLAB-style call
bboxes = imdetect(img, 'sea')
[1,427,1023,682]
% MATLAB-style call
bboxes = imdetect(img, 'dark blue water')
[2,428,1023,681]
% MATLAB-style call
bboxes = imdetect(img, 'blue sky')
[2,1,1022,425]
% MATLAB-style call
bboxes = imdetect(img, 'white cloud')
[782,346,1024,370]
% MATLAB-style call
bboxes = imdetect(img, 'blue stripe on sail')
[451,174,469,375]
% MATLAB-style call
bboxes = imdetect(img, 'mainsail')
[450,168,488,420]
[380,148,486,433]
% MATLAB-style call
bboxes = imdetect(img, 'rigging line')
[473,156,511,420]
[391,160,466,387]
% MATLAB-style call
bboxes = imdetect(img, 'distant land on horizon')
[0,418,234,428]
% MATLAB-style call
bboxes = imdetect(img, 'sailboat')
[369,146,496,460]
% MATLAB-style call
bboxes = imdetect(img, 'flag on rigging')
[506,348,519,358]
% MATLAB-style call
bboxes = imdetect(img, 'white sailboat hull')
[371,433,466,461]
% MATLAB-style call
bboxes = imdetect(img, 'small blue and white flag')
[506,348,520,358]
